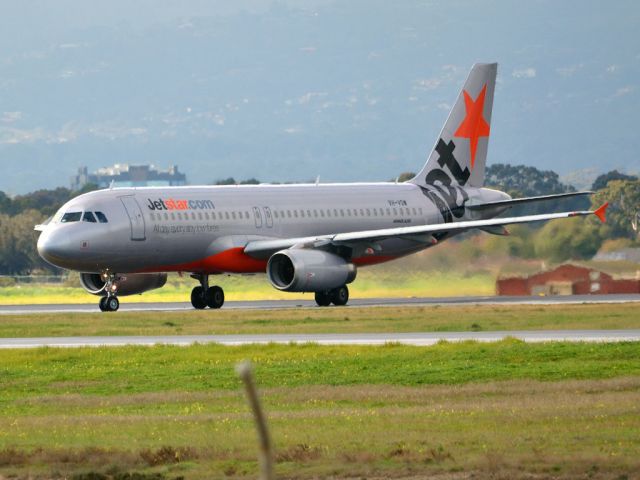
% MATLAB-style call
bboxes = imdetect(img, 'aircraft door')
[263,207,273,228]
[120,196,146,241]
[253,207,263,228]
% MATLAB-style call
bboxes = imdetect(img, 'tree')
[591,179,640,239]
[0,210,52,275]
[591,170,638,191]
[533,218,603,263]
[484,163,588,216]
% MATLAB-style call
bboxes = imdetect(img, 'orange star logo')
[454,84,490,169]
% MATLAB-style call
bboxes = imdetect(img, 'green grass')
[0,303,638,338]
[1,342,639,478]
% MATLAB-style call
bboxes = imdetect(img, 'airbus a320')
[36,63,607,311]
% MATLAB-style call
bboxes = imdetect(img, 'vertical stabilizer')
[410,63,497,188]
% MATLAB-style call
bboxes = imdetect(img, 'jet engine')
[80,272,167,296]
[267,249,356,292]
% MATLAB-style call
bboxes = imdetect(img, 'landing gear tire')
[99,296,108,312]
[314,291,332,307]
[330,285,349,306]
[206,286,225,309]
[106,296,120,312]
[190,286,207,309]
[99,296,119,312]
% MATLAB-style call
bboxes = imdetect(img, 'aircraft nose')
[37,229,73,267]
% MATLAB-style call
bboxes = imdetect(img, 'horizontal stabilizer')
[467,191,592,211]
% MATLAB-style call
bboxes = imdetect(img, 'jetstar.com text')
[146,198,215,211]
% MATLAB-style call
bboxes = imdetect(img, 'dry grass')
[1,377,638,479]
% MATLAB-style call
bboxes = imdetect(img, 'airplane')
[36,63,607,312]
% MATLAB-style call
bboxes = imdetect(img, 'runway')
[0,330,639,348]
[2,293,640,314]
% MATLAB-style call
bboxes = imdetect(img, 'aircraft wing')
[243,203,608,258]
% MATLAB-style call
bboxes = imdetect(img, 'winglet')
[594,202,609,223]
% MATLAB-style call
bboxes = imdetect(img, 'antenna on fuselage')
[315,175,320,186]
[109,180,115,190]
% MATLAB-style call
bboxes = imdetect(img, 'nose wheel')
[190,274,225,309]
[98,272,120,312]
[99,295,120,312]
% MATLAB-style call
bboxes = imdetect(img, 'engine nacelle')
[80,272,167,297]
[267,249,356,292]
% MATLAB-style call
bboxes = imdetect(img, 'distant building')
[71,164,187,190]
[497,264,640,296]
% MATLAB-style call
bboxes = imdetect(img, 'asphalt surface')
[0,330,638,348]
[2,294,640,314]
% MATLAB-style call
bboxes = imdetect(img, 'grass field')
[1,341,639,479]
[0,303,638,338]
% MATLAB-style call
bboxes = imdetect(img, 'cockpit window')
[95,211,108,223]
[61,212,82,223]
[83,212,97,223]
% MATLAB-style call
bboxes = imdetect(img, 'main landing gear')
[190,274,225,309]
[98,273,120,312]
[315,285,349,307]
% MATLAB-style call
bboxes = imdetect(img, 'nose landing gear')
[98,272,120,312]
[190,274,225,309]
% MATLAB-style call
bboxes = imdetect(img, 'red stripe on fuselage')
[352,255,397,266]
[139,247,268,274]
[138,248,398,274]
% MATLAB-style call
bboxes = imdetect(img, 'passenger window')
[300,210,305,218]
[313,210,318,217]
[366,208,371,216]
[232,212,236,220]
[340,209,345,217]
[386,208,391,216]
[225,212,230,220]
[83,212,97,223]
[294,210,298,218]
[163,212,168,221]
[412,207,417,215]
[307,209,311,217]
[171,213,176,220]
[274,211,279,219]
[333,209,338,217]
[320,210,325,217]
[61,212,82,223]
[359,209,364,216]
[393,208,398,215]
[419,207,423,215]
[287,210,292,218]
[192,212,196,220]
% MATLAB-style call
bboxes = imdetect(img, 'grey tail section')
[409,63,497,189]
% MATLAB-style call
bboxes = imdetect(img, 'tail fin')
[410,63,497,189]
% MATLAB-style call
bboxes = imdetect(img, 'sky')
[0,0,638,193]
